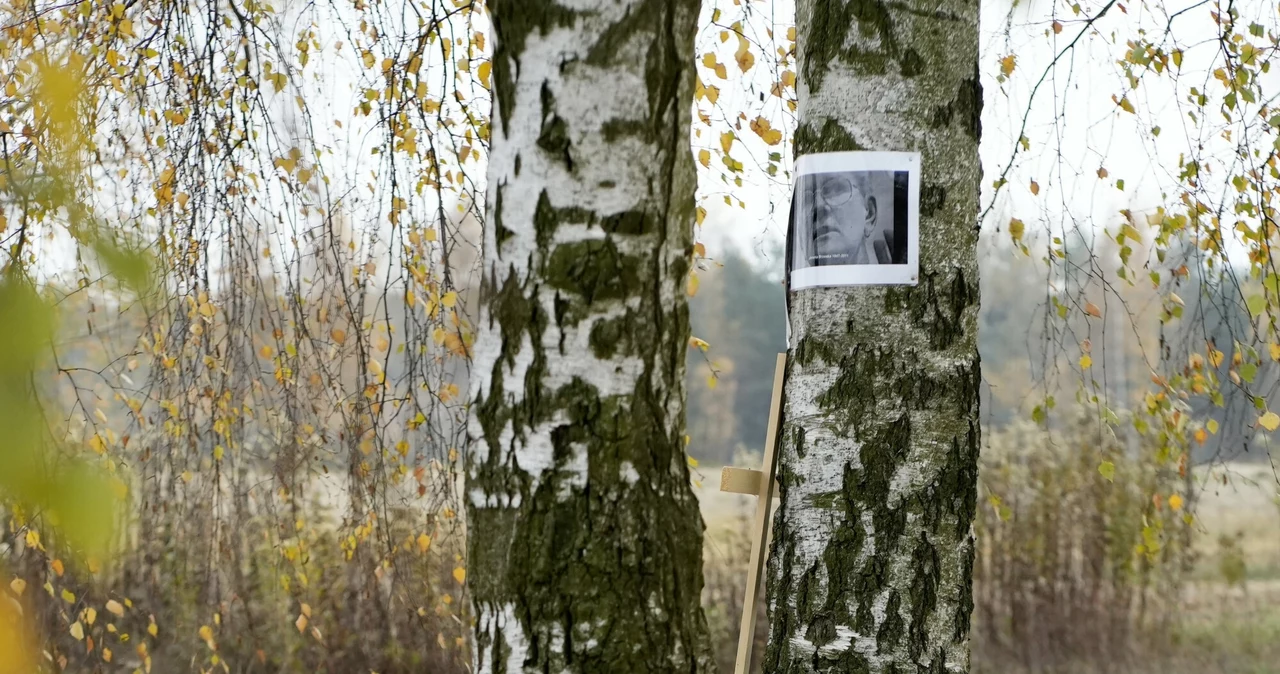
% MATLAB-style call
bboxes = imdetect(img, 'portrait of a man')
[790,170,908,270]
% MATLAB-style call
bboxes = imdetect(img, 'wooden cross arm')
[719,466,780,498]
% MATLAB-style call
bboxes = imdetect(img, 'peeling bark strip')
[765,1,981,673]
[467,1,714,673]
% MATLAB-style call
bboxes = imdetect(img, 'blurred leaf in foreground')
[0,596,34,674]
[0,53,131,665]
[0,280,120,557]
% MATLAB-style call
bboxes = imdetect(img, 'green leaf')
[1098,461,1116,481]
[1241,362,1258,383]
[0,282,54,374]
[89,235,153,293]
[1247,294,1267,318]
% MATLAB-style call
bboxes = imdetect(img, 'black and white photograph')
[787,151,920,289]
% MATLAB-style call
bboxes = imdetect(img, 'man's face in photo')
[805,174,877,264]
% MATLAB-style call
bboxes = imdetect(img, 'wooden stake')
[720,353,785,674]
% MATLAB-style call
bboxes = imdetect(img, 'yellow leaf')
[694,242,706,258]
[417,533,431,554]
[477,61,491,89]
[698,149,711,168]
[10,578,27,596]
[199,624,214,644]
[259,345,274,359]
[735,36,755,72]
[1260,411,1280,431]
[1207,419,1219,435]
[442,291,458,308]
[1169,493,1184,511]
[36,57,86,150]
[85,607,97,625]
[1079,354,1092,369]
[719,132,734,154]
[331,328,347,345]
[1269,343,1280,361]
[103,648,112,663]
[62,589,76,604]
[453,567,466,584]
[148,620,158,637]
[1209,348,1225,368]
[88,434,107,455]
[1242,43,1259,65]
[1029,180,1040,195]
[213,445,224,462]
[105,600,124,617]
[1000,54,1016,76]
[70,622,85,641]
[295,614,308,633]
[1008,218,1025,242]
[51,559,64,577]
[687,273,700,297]
[706,375,718,390]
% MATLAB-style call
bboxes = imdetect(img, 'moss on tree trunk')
[467,1,714,672]
[764,0,981,672]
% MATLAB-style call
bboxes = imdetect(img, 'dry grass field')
[694,460,1280,674]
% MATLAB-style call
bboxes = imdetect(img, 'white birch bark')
[765,1,982,672]
[466,2,713,672]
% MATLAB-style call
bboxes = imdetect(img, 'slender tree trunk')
[467,2,714,672]
[764,1,982,672]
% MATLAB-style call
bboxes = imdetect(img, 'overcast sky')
[696,0,1272,275]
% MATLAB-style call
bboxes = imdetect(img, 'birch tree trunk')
[466,2,714,672]
[764,1,982,672]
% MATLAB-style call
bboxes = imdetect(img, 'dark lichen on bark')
[766,0,981,672]
[470,1,714,672]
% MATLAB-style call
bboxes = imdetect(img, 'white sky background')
[19,0,1269,296]
[698,0,1277,274]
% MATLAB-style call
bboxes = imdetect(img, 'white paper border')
[789,151,920,290]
